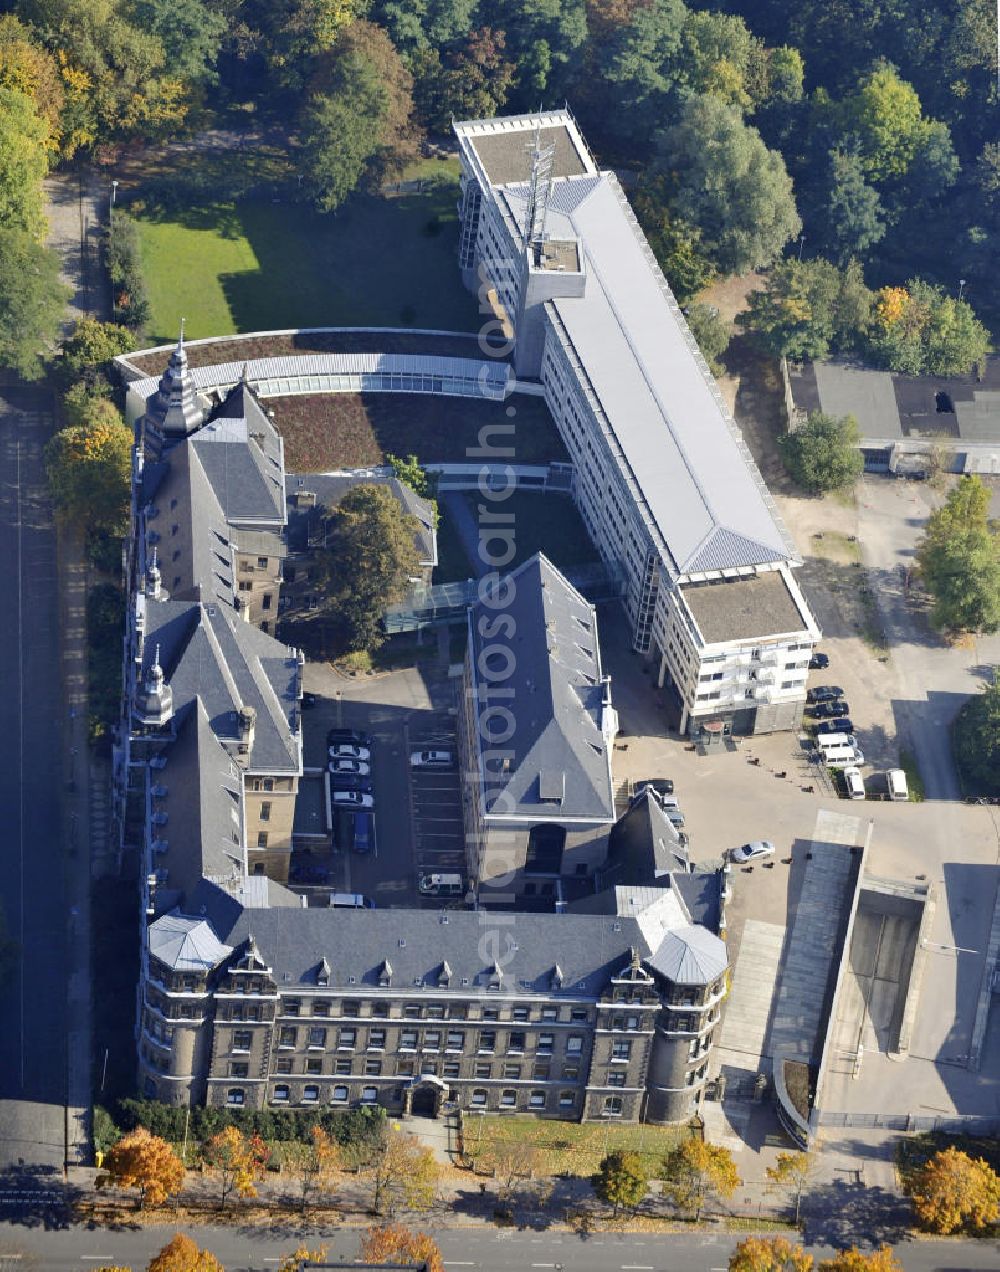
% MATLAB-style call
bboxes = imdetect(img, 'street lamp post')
[958,278,967,303]
[109,178,119,223]
[797,233,806,261]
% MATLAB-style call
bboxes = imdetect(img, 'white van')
[842,767,866,800]
[418,872,464,897]
[887,769,909,801]
[329,892,375,909]
[817,732,859,752]
[822,741,865,768]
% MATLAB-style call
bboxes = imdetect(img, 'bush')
[93,1104,122,1155]
[954,679,1000,798]
[106,211,151,333]
[685,303,731,377]
[780,410,864,494]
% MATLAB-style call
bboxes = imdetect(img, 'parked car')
[418,872,464,896]
[807,685,844,703]
[842,767,866,800]
[329,758,371,777]
[410,749,454,768]
[633,778,675,798]
[330,743,371,762]
[809,651,830,670]
[331,790,374,810]
[809,700,850,719]
[816,718,855,736]
[732,840,775,863]
[353,812,374,854]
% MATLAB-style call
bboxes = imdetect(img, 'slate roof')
[143,438,237,609]
[150,700,245,908]
[285,472,436,567]
[606,788,687,882]
[467,554,615,823]
[485,146,794,577]
[221,907,646,996]
[148,912,233,973]
[141,599,302,773]
[192,380,286,525]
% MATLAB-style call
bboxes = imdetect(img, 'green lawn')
[467,1115,694,1179]
[132,158,477,342]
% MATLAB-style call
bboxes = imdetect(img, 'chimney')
[237,705,256,757]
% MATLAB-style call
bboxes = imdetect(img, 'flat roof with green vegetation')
[131,159,476,342]
[271,393,568,471]
[466,1114,693,1178]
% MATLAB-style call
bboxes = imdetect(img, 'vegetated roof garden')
[268,391,568,471]
[126,329,510,376]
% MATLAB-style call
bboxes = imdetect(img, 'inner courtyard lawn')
[132,159,477,342]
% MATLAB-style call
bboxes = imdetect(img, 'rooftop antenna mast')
[524,122,555,249]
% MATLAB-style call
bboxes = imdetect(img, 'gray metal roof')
[646,925,728,986]
[814,361,900,439]
[192,381,286,525]
[606,788,686,882]
[468,554,616,823]
[544,176,792,575]
[148,912,233,972]
[142,600,301,773]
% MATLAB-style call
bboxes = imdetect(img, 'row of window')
[272,999,594,1024]
[258,1026,594,1056]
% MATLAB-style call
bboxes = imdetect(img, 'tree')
[779,411,863,495]
[0,226,68,379]
[739,259,844,362]
[653,96,801,274]
[45,406,132,535]
[284,1126,339,1211]
[590,0,687,147]
[661,1137,740,1220]
[299,21,419,212]
[367,1129,440,1218]
[812,147,885,266]
[685,303,730,377]
[0,86,50,239]
[131,0,227,91]
[632,175,716,303]
[729,1235,813,1271]
[480,1142,540,1203]
[0,15,65,152]
[766,1150,817,1224]
[201,1125,270,1208]
[412,27,515,132]
[591,1150,649,1217]
[835,65,954,185]
[908,1146,1000,1233]
[56,317,134,388]
[146,1233,224,1272]
[386,453,436,501]
[103,1127,185,1209]
[916,476,1000,635]
[360,1224,444,1272]
[313,484,421,653]
[818,1247,902,1272]
[867,280,991,377]
[276,1247,329,1272]
[954,678,1000,797]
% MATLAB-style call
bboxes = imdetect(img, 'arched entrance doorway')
[401,1074,449,1119]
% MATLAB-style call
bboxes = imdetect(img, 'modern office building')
[454,110,820,735]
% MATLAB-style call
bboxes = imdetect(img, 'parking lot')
[294,657,468,908]
[406,715,466,882]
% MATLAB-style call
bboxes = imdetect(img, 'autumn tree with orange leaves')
[818,1247,902,1271]
[103,1127,185,1209]
[729,1235,813,1271]
[201,1125,270,1208]
[908,1146,1000,1234]
[146,1232,224,1272]
[44,406,131,534]
[360,1224,444,1272]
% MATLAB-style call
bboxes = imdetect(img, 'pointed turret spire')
[145,545,164,601]
[140,318,207,458]
[134,643,174,727]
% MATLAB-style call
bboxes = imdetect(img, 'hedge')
[115,1097,387,1156]
[106,211,151,333]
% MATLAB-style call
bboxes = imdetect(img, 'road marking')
[444,1263,476,1267]
[621,1266,654,1270]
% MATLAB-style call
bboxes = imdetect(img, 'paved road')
[0,390,69,1170]
[0,1216,998,1271]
